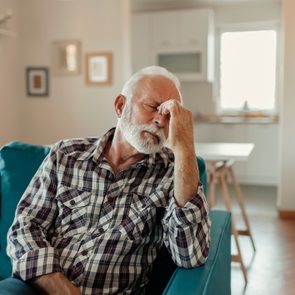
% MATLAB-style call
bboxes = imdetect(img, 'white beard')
[118,104,167,154]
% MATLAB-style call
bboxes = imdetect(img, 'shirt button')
[70,200,75,206]
[81,250,87,256]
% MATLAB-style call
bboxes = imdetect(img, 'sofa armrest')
[163,210,231,295]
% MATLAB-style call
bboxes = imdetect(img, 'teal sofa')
[0,141,231,294]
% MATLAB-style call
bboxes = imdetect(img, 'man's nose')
[153,112,169,127]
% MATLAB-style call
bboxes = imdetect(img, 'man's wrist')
[172,143,195,158]
[31,272,60,294]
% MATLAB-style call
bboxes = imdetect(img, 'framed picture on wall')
[52,40,81,75]
[85,52,112,86]
[26,67,49,97]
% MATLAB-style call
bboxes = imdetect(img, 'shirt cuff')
[166,183,209,227]
[13,247,62,281]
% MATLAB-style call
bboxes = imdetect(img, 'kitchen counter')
[194,116,279,185]
[195,114,279,124]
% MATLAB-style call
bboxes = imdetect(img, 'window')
[218,29,277,112]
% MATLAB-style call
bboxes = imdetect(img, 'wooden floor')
[232,214,295,295]
[212,185,295,295]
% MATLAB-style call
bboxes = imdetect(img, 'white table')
[195,142,254,162]
[195,142,256,286]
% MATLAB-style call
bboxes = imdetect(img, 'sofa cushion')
[0,142,49,279]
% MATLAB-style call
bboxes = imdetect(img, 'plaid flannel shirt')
[7,128,210,295]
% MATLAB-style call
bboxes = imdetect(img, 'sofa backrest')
[0,141,207,281]
[0,142,50,279]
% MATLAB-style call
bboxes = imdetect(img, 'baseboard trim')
[279,210,295,220]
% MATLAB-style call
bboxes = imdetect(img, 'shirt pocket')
[56,186,91,236]
[118,193,164,242]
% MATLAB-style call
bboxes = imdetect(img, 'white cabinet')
[195,123,279,186]
[151,10,213,50]
[151,12,179,49]
[180,10,210,48]
[131,9,214,81]
[245,125,279,185]
[195,124,213,143]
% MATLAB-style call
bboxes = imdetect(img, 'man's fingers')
[158,99,180,116]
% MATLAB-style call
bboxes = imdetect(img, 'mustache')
[137,124,166,143]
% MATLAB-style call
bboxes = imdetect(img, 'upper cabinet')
[151,12,179,49]
[131,9,215,82]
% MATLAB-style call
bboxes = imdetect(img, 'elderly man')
[5,66,210,295]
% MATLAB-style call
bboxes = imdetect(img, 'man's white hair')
[121,66,182,103]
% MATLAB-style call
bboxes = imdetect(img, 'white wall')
[278,0,295,210]
[0,0,20,146]
[17,0,130,145]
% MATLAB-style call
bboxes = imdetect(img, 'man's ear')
[114,95,126,118]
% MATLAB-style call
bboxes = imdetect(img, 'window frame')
[214,21,281,115]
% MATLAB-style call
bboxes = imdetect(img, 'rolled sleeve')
[7,143,62,281]
[12,247,62,281]
[162,183,211,268]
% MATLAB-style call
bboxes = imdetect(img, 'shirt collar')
[92,128,115,163]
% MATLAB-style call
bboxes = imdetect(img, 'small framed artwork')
[52,40,81,75]
[26,67,49,97]
[85,52,112,86]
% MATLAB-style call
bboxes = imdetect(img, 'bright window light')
[220,30,277,111]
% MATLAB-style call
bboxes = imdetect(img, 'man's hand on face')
[158,99,199,206]
[31,272,82,295]
[158,99,195,154]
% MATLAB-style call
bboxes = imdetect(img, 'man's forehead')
[132,75,181,102]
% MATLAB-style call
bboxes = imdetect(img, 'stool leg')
[208,173,217,209]
[220,170,248,286]
[231,221,248,286]
[228,166,256,253]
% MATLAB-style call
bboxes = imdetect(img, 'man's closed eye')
[143,103,158,112]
